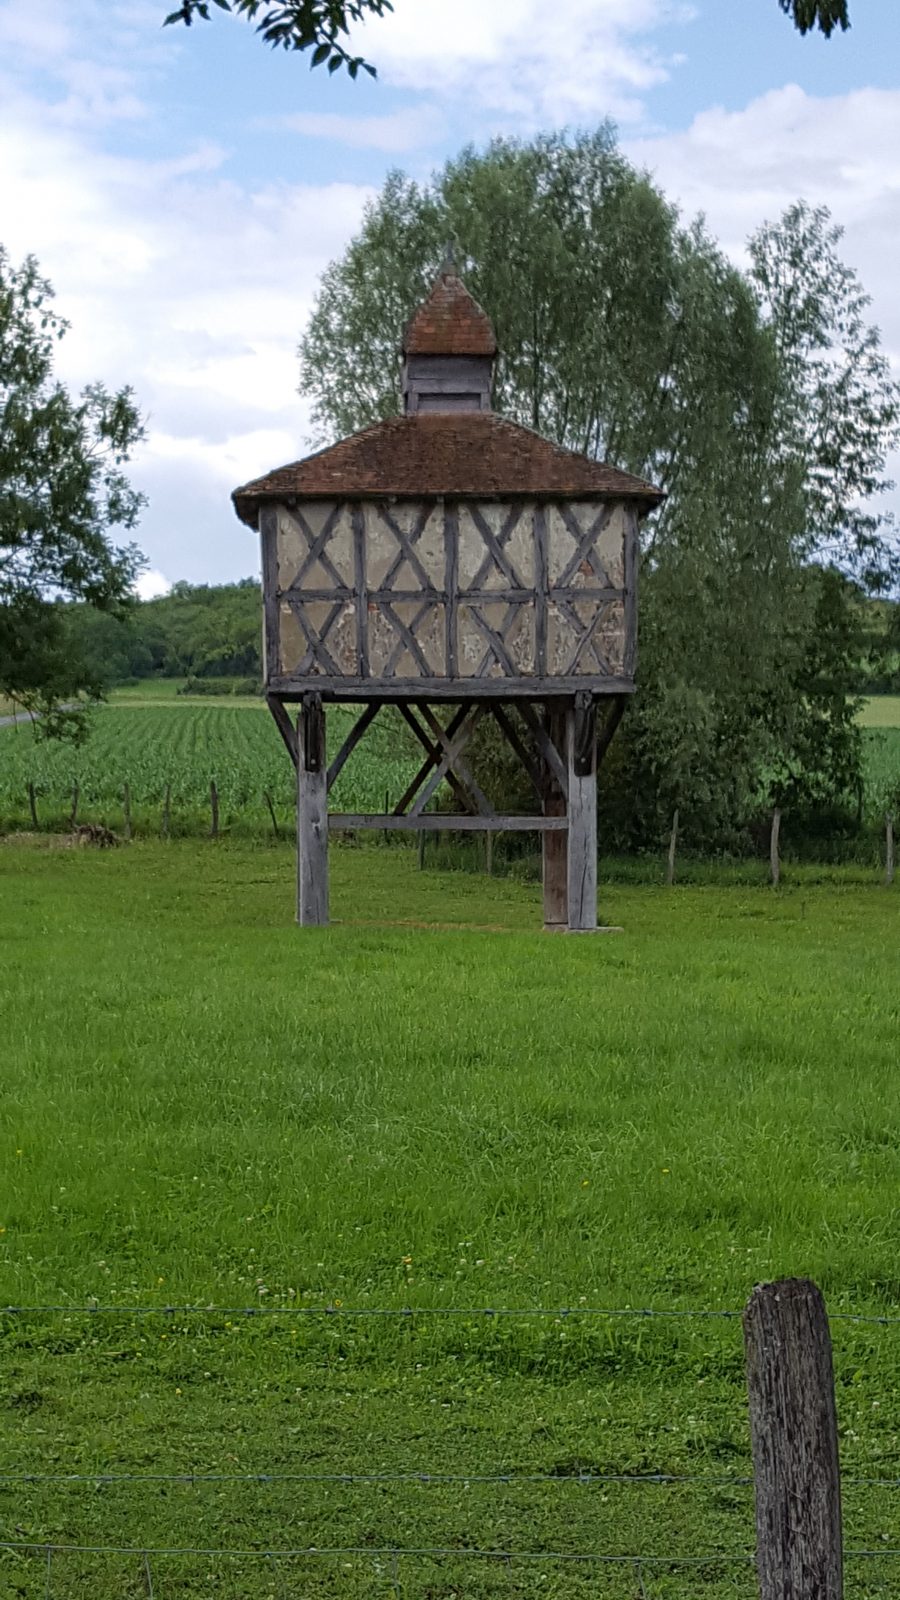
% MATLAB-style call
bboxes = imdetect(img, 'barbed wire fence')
[3,1285,900,1595]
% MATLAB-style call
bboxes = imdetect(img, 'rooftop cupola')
[401,257,497,414]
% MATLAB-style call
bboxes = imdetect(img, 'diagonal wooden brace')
[393,704,470,815]
[409,705,486,818]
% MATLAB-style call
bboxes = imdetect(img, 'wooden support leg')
[297,694,328,926]
[566,695,597,932]
[542,704,568,931]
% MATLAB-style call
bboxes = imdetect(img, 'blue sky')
[1,0,898,591]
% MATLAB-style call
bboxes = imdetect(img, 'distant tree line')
[64,579,263,688]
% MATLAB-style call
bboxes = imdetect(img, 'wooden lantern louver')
[233,264,663,930]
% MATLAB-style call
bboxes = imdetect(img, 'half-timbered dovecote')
[234,266,664,930]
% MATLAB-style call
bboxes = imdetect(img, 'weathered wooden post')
[542,705,568,931]
[566,692,598,931]
[210,780,219,840]
[744,1278,843,1600]
[885,811,895,887]
[27,781,39,830]
[297,693,328,925]
[122,782,132,841]
[234,261,662,929]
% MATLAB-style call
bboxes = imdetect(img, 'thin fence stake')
[485,828,494,875]
[886,811,895,887]
[418,829,426,870]
[390,1548,401,1598]
[666,807,679,887]
[210,780,219,840]
[45,1544,53,1600]
[263,790,281,841]
[142,1550,155,1600]
[27,781,39,830]
[123,782,132,842]
[161,782,171,841]
[743,1277,842,1600]
[769,806,781,888]
[69,783,79,830]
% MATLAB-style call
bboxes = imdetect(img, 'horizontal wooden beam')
[328,814,568,833]
[268,677,636,703]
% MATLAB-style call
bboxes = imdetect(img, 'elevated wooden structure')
[233,263,663,929]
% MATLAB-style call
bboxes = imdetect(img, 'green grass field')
[858,696,900,729]
[2,841,900,1596]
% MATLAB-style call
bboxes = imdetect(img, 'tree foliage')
[298,131,898,850]
[163,0,392,78]
[162,0,849,82]
[0,248,145,738]
[780,0,850,35]
[65,579,263,687]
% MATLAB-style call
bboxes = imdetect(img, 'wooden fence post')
[666,808,679,887]
[69,783,79,830]
[885,812,895,887]
[27,781,39,830]
[743,1278,843,1600]
[263,790,281,841]
[418,829,426,870]
[161,782,171,840]
[770,807,781,889]
[485,828,494,876]
[210,780,219,840]
[123,783,132,842]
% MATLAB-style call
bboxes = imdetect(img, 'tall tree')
[0,248,145,738]
[298,131,896,848]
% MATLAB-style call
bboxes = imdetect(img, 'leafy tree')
[298,131,897,850]
[0,249,145,738]
[163,0,392,78]
[780,0,849,35]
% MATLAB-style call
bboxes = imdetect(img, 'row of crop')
[0,705,419,817]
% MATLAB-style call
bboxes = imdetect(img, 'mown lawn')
[1,842,899,1597]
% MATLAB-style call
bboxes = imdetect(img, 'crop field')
[2,840,900,1597]
[0,701,419,833]
[1,691,898,839]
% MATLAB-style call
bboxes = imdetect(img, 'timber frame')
[238,265,663,932]
[275,689,627,931]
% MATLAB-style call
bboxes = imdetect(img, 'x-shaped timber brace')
[267,691,627,931]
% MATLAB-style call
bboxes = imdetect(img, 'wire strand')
[2,1302,899,1323]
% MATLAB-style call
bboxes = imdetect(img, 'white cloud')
[135,569,171,601]
[0,32,372,583]
[629,84,900,522]
[357,0,694,126]
[270,106,445,153]
[629,85,900,363]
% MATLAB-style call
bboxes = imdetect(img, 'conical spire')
[402,261,497,358]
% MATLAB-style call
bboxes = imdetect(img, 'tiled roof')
[233,412,664,525]
[402,269,497,357]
